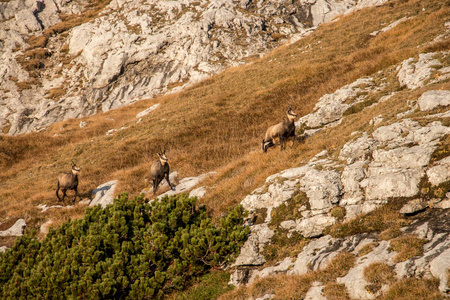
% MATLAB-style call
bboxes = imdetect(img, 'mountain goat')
[262,106,297,152]
[150,148,175,195]
[56,161,80,203]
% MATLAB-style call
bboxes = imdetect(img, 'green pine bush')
[0,193,249,299]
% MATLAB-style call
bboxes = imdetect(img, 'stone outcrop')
[90,180,118,208]
[0,219,26,237]
[1,0,392,135]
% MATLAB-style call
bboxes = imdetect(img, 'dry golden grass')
[389,235,427,263]
[378,277,443,300]
[322,283,350,300]
[220,252,355,300]
[1,0,450,239]
[363,262,396,294]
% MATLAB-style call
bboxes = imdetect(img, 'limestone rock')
[157,171,216,199]
[248,257,294,284]
[1,0,396,135]
[136,103,160,118]
[232,224,274,267]
[304,282,327,300]
[337,241,397,299]
[292,214,336,238]
[418,90,450,111]
[429,247,450,293]
[427,156,450,186]
[90,180,118,208]
[40,220,53,234]
[299,77,375,128]
[0,219,26,237]
[189,186,208,199]
[397,52,441,90]
[300,169,342,212]
[399,199,427,215]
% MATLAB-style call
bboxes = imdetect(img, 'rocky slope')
[0,0,388,135]
[229,49,450,298]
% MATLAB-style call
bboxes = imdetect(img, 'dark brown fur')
[150,149,175,195]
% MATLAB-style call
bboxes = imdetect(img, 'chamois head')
[157,148,168,165]
[286,105,297,121]
[71,161,81,174]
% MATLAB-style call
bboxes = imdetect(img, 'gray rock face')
[0,219,26,237]
[337,240,396,299]
[427,156,450,186]
[232,224,274,267]
[90,180,118,208]
[399,199,427,215]
[298,77,376,128]
[300,169,342,212]
[1,0,395,135]
[418,90,450,111]
[397,52,442,90]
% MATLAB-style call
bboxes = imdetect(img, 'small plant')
[378,225,402,240]
[363,262,395,294]
[389,235,426,263]
[357,242,378,257]
[269,190,309,228]
[378,277,442,300]
[326,199,410,238]
[323,282,350,300]
[262,229,308,264]
[330,206,346,220]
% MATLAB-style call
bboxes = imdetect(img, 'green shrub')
[0,193,249,299]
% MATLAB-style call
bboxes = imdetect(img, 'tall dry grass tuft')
[378,277,443,300]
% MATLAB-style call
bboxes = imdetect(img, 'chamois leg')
[61,189,67,202]
[263,139,274,152]
[280,136,284,151]
[73,187,78,204]
[56,182,61,201]
[165,173,175,191]
[152,179,158,195]
[290,135,296,148]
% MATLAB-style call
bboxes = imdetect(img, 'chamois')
[150,148,175,195]
[56,161,80,203]
[262,106,297,152]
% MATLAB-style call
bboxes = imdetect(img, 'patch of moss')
[330,206,346,221]
[262,229,308,264]
[269,190,309,228]
[325,198,411,238]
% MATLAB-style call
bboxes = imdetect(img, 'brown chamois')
[262,106,297,152]
[56,161,80,203]
[150,148,175,195]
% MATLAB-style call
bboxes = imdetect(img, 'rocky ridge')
[0,0,388,135]
[230,50,450,298]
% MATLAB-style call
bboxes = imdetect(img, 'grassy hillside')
[1,0,449,249]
